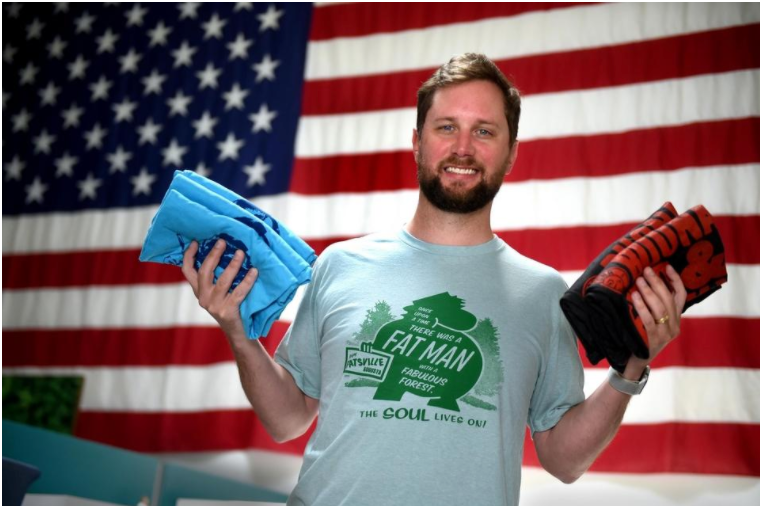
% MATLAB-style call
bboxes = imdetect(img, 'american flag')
[3,2,759,502]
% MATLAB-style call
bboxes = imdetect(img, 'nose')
[452,130,475,158]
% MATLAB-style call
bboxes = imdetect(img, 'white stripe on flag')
[296,70,759,157]
[305,3,759,79]
[2,265,758,329]
[3,165,758,254]
[3,365,758,422]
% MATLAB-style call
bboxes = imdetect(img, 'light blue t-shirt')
[275,229,584,506]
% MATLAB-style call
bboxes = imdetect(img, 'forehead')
[427,80,507,127]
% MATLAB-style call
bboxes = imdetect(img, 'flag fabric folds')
[2,1,760,500]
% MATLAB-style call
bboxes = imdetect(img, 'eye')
[476,128,492,137]
[438,124,455,132]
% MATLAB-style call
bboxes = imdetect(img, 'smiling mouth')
[444,166,478,175]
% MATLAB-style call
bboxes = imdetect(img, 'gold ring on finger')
[656,314,670,325]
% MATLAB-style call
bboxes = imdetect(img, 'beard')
[416,153,508,214]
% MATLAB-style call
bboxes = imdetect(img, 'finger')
[635,273,668,323]
[198,238,226,293]
[228,268,258,306]
[181,241,200,295]
[213,249,246,298]
[665,264,688,313]
[631,290,656,332]
[642,266,676,321]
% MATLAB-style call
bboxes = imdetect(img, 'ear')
[412,128,420,159]
[505,140,519,176]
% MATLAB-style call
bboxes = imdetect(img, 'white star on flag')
[193,111,218,139]
[162,139,188,166]
[39,83,61,106]
[197,63,222,89]
[89,76,113,101]
[4,44,17,63]
[172,41,197,68]
[74,11,96,34]
[253,54,279,83]
[25,177,48,204]
[77,173,102,200]
[113,98,138,122]
[33,130,56,154]
[20,63,39,85]
[119,49,142,74]
[243,156,271,186]
[107,146,133,173]
[5,156,25,180]
[202,13,227,39]
[217,133,244,161]
[258,5,284,32]
[12,109,32,132]
[47,37,67,58]
[84,123,108,150]
[223,83,249,111]
[131,168,157,196]
[137,118,162,145]
[96,29,120,53]
[125,4,148,26]
[148,21,173,47]
[68,56,89,80]
[227,33,253,60]
[142,70,167,95]
[250,103,278,133]
[167,91,193,116]
[55,153,78,177]
[61,104,84,129]
[27,18,45,40]
[178,3,202,20]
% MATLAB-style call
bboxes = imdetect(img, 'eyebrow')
[432,116,500,127]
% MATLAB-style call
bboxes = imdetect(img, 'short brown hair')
[416,53,521,147]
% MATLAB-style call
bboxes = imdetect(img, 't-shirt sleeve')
[273,255,326,400]
[527,280,585,436]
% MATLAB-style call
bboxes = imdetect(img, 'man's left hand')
[628,264,687,370]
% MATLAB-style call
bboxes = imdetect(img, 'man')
[182,53,685,505]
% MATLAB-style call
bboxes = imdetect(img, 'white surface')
[177,500,283,506]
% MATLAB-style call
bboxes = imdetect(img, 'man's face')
[414,80,516,214]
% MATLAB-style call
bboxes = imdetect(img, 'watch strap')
[608,365,650,395]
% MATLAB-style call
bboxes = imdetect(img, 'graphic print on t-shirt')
[343,292,504,412]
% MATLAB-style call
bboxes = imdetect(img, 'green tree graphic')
[470,318,504,396]
[352,300,394,344]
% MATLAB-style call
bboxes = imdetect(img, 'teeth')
[445,167,477,175]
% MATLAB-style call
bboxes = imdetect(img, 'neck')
[405,193,495,246]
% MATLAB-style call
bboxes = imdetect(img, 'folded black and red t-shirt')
[560,202,728,372]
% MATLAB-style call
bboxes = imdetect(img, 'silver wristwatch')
[608,366,650,395]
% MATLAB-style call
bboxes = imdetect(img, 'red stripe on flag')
[74,409,316,455]
[2,321,290,367]
[2,215,756,290]
[308,3,594,41]
[578,318,760,369]
[523,423,760,476]
[290,118,760,193]
[302,24,759,115]
[3,319,757,369]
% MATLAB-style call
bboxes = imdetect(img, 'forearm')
[534,359,647,483]
[227,330,318,443]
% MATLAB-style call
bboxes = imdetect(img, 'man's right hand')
[181,238,258,339]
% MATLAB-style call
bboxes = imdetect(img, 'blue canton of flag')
[2,2,312,215]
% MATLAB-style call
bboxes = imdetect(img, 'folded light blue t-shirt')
[168,173,311,285]
[181,170,317,266]
[140,176,313,339]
